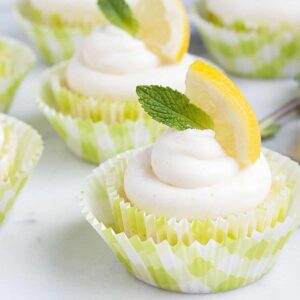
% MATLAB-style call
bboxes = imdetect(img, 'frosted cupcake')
[0,114,43,223]
[15,0,138,64]
[37,0,195,164]
[0,37,35,112]
[26,0,105,27]
[82,60,300,293]
[192,0,300,78]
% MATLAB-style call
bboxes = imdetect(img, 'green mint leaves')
[97,0,139,36]
[137,86,214,131]
[260,122,281,140]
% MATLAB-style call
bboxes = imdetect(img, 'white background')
[1,1,300,299]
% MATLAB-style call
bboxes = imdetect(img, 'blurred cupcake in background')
[0,114,43,223]
[15,0,107,64]
[26,0,105,27]
[37,0,198,164]
[0,36,35,112]
[192,0,300,78]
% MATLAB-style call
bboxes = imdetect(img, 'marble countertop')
[0,1,300,299]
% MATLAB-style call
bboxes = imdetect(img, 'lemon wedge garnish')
[133,0,190,63]
[185,60,261,166]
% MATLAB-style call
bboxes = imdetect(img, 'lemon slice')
[133,0,190,63]
[185,60,261,166]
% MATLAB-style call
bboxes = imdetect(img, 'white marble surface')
[1,1,300,299]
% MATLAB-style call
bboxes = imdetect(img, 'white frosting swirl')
[80,27,161,75]
[124,129,272,220]
[206,0,300,28]
[66,26,195,99]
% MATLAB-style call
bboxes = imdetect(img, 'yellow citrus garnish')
[133,0,190,63]
[185,60,261,166]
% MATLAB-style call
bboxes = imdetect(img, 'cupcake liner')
[192,0,300,78]
[0,124,18,181]
[36,67,165,164]
[81,148,300,293]
[14,0,92,64]
[103,148,291,246]
[20,0,106,28]
[50,64,147,123]
[0,114,43,223]
[0,37,35,112]
[0,42,11,77]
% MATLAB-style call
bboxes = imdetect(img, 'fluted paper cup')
[81,149,300,293]
[103,148,291,246]
[14,0,96,64]
[0,114,43,223]
[192,0,300,78]
[0,37,35,112]
[49,63,147,122]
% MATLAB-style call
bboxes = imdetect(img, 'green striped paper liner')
[0,123,18,182]
[103,147,291,246]
[192,0,300,78]
[81,149,300,293]
[0,37,35,112]
[0,114,43,223]
[14,0,96,64]
[0,42,11,77]
[36,67,165,164]
[49,63,147,123]
[17,0,106,28]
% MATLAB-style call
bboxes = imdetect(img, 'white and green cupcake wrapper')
[36,67,165,164]
[192,0,300,78]
[81,148,300,293]
[0,42,11,77]
[15,0,92,64]
[0,37,35,112]
[50,64,147,123]
[103,148,291,246]
[0,114,43,223]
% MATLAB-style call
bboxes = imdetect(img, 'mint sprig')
[136,86,214,131]
[98,0,139,36]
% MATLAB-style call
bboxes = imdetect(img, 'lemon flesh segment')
[185,60,261,166]
[133,0,190,63]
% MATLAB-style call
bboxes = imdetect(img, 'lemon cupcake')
[0,37,35,112]
[81,60,300,293]
[0,114,43,223]
[15,0,141,64]
[192,0,300,78]
[37,0,195,164]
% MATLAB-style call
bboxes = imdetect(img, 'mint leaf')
[98,0,139,36]
[260,122,281,140]
[137,86,214,131]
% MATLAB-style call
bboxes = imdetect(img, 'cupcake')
[15,0,104,64]
[0,114,43,223]
[37,0,196,164]
[26,0,105,27]
[81,60,300,293]
[15,0,136,64]
[0,37,35,112]
[192,0,300,78]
